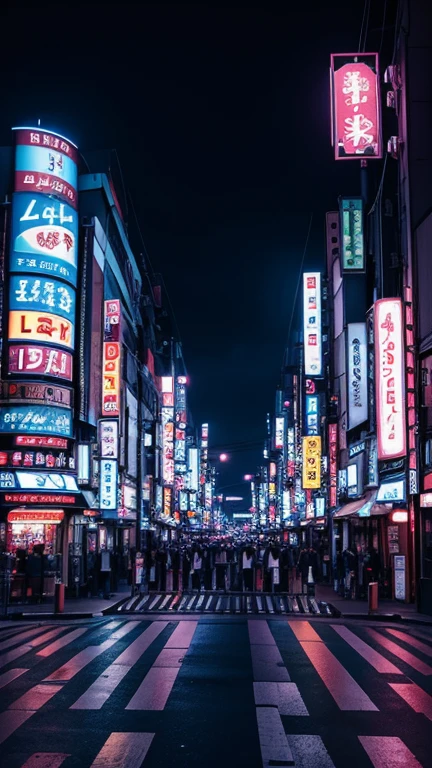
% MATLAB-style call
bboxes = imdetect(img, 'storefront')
[332,490,409,601]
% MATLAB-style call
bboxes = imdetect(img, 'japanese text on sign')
[375,299,406,460]
[302,436,322,489]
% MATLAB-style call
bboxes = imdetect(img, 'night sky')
[2,2,376,491]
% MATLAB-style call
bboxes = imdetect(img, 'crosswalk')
[0,617,431,767]
[118,590,336,616]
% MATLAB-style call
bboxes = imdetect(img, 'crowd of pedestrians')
[140,533,323,594]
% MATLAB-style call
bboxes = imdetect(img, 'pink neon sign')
[331,53,382,160]
[375,298,406,460]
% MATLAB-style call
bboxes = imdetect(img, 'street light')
[219,453,229,462]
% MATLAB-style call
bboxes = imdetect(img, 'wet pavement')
[0,615,431,767]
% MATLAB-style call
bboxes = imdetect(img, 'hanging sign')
[99,459,118,511]
[275,417,284,449]
[347,323,368,430]
[303,273,322,377]
[302,436,322,489]
[375,299,406,460]
[330,53,382,160]
[100,420,119,459]
[328,423,338,507]
[305,395,319,435]
[340,198,364,270]
[102,342,121,416]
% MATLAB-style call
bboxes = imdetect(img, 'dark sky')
[2,1,375,490]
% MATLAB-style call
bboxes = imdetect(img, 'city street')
[0,616,431,767]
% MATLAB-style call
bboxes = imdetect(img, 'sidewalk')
[315,583,432,624]
[2,585,130,620]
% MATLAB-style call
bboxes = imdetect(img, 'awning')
[333,490,377,519]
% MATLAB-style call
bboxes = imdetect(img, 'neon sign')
[9,275,75,321]
[8,345,73,381]
[0,405,72,437]
[302,436,321,489]
[303,273,322,377]
[9,311,74,349]
[331,53,382,160]
[375,299,406,460]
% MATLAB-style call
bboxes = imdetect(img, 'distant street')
[0,616,431,767]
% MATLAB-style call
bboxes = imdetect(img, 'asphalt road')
[0,615,431,768]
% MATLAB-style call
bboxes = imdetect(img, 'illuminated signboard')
[100,420,119,459]
[188,447,199,491]
[102,342,121,415]
[163,486,172,517]
[315,497,325,517]
[99,459,118,511]
[328,423,338,507]
[10,193,78,287]
[0,381,71,406]
[9,311,74,349]
[287,426,295,477]
[302,436,322,489]
[347,323,368,430]
[303,273,322,377]
[15,435,68,449]
[8,345,73,380]
[4,493,75,504]
[162,406,175,485]
[0,471,78,491]
[0,448,74,471]
[205,482,212,510]
[14,129,78,207]
[340,198,364,271]
[275,417,284,450]
[8,510,64,523]
[9,275,76,321]
[0,405,72,437]
[330,53,382,160]
[305,395,319,436]
[374,299,406,460]
[377,478,406,503]
[102,301,121,417]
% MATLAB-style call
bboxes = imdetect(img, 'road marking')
[126,666,180,710]
[0,627,66,669]
[90,732,154,768]
[256,596,265,613]
[331,625,402,674]
[250,644,290,682]
[266,596,274,614]
[366,629,432,675]
[133,595,151,611]
[164,621,197,649]
[204,596,213,611]
[300,641,378,710]
[9,682,62,710]
[19,753,71,768]
[125,620,196,710]
[289,620,321,643]
[256,706,294,766]
[0,710,34,746]
[0,626,48,652]
[287,735,335,768]
[148,594,162,610]
[253,681,309,715]
[386,629,432,658]
[0,668,28,689]
[358,736,423,767]
[36,628,88,658]
[69,622,167,709]
[248,620,276,646]
[389,682,432,721]
[44,639,117,682]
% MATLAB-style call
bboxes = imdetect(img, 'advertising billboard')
[0,381,71,407]
[100,420,119,459]
[8,345,73,380]
[14,128,78,208]
[162,406,175,485]
[9,311,74,349]
[305,395,319,436]
[275,417,284,449]
[303,273,322,377]
[330,53,382,160]
[99,459,118,511]
[0,405,72,437]
[302,436,322,489]
[9,275,76,321]
[347,323,368,430]
[102,341,121,416]
[374,299,406,460]
[10,193,78,287]
[340,198,364,271]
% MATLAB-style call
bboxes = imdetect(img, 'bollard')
[368,581,378,614]
[54,582,65,613]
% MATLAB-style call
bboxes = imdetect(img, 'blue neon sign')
[10,193,78,287]
[305,395,319,436]
[9,275,76,321]
[15,145,77,190]
[0,405,72,437]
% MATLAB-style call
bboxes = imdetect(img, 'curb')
[7,611,95,620]
[341,612,432,626]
